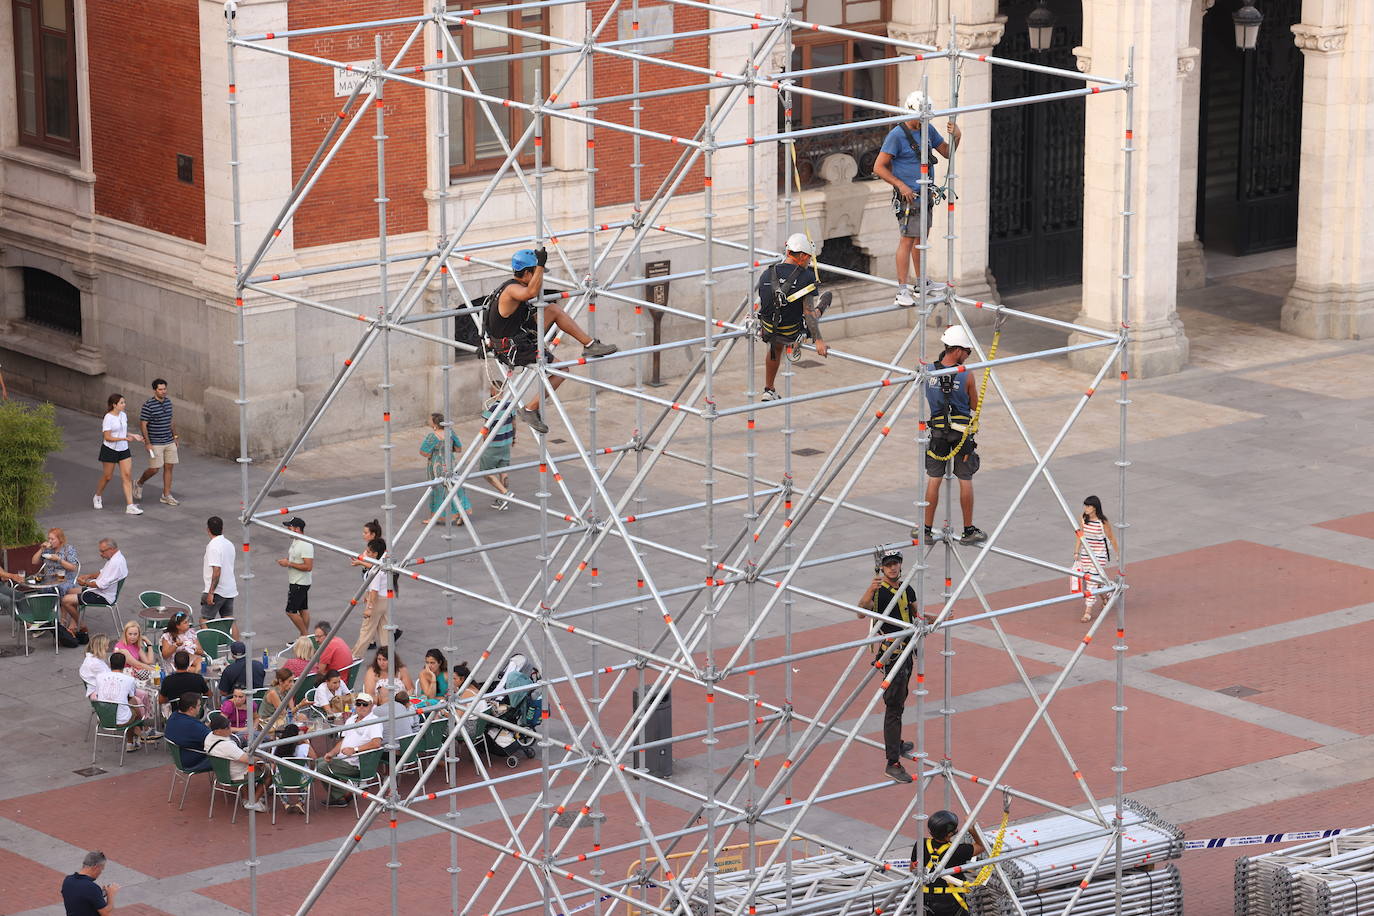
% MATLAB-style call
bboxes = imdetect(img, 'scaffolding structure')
[223,1,1136,913]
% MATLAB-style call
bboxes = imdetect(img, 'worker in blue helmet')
[486,246,618,434]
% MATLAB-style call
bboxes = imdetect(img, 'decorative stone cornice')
[1177,46,1200,76]
[886,20,937,49]
[954,18,1005,52]
[1072,45,1091,74]
[1291,23,1347,53]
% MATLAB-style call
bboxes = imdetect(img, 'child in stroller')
[477,654,543,768]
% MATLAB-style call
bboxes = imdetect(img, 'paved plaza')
[3,253,1374,915]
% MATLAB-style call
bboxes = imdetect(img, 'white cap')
[940,325,974,350]
[904,90,928,113]
[785,232,815,256]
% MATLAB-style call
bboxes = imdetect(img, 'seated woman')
[79,634,112,698]
[282,635,316,679]
[312,669,352,716]
[31,527,79,593]
[363,646,414,699]
[114,621,160,682]
[159,612,205,674]
[260,667,297,725]
[415,648,450,703]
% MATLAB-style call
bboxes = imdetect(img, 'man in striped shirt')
[136,378,180,506]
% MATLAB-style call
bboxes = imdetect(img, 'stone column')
[1176,3,1204,291]
[1282,5,1374,339]
[1070,0,1189,378]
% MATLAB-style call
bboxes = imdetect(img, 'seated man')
[217,641,266,696]
[318,693,384,806]
[203,712,271,812]
[313,621,354,676]
[158,650,209,706]
[60,538,127,631]
[93,652,143,750]
[485,247,617,435]
[165,692,213,772]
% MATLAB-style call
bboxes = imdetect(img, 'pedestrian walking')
[61,850,119,916]
[481,383,516,509]
[756,232,831,402]
[1072,495,1119,622]
[420,412,471,525]
[201,516,238,625]
[352,538,391,656]
[918,326,987,546]
[277,516,314,635]
[135,378,180,506]
[857,551,919,783]
[94,394,145,514]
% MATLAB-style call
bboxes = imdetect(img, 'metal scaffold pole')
[223,3,1137,912]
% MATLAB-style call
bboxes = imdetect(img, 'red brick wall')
[87,0,205,243]
[288,0,428,248]
[590,0,709,207]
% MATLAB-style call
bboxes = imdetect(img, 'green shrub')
[0,400,64,548]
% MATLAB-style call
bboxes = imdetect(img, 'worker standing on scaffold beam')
[485,247,618,434]
[756,233,832,401]
[857,551,919,784]
[920,326,988,546]
[872,91,960,308]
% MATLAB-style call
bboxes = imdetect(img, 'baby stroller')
[479,655,544,768]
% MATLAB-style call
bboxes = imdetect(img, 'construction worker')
[857,551,918,784]
[919,326,988,546]
[913,809,985,915]
[872,91,960,308]
[755,233,832,401]
[485,247,617,434]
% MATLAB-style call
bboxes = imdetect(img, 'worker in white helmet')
[918,325,987,546]
[755,232,833,401]
[872,90,961,308]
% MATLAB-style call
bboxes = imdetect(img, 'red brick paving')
[985,541,1374,657]
[1153,621,1374,735]
[0,847,69,913]
[1316,511,1374,540]
[1177,777,1374,915]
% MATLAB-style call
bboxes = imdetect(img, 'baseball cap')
[283,516,307,530]
[229,640,247,658]
[353,692,375,706]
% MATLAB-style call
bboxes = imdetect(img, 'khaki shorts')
[147,442,179,468]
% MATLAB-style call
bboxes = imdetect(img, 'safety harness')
[482,279,540,367]
[873,580,913,663]
[923,839,969,911]
[925,318,1003,462]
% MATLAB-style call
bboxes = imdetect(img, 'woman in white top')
[1072,495,1120,622]
[94,393,145,515]
[79,634,113,698]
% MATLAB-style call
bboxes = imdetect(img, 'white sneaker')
[243,800,267,813]
[490,495,511,511]
[160,494,180,506]
[760,388,780,402]
[125,504,144,515]
[894,285,916,307]
[133,484,143,500]
[93,494,103,510]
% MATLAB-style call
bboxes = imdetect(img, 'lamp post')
[1026,0,1054,52]
[1232,0,1263,51]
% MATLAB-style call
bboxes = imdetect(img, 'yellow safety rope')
[787,140,822,286]
[925,320,1002,462]
[966,808,1011,888]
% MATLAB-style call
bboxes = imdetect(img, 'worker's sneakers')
[761,388,780,402]
[911,525,939,543]
[884,762,913,784]
[959,526,988,545]
[517,407,549,435]
[894,285,916,308]
[900,740,914,755]
[583,339,618,358]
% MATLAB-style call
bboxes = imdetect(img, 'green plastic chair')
[295,671,319,703]
[139,590,192,624]
[206,750,248,822]
[205,616,235,637]
[342,659,363,691]
[79,577,126,633]
[91,699,144,767]
[197,627,232,660]
[271,757,314,824]
[341,748,384,816]
[165,739,209,810]
[16,592,59,656]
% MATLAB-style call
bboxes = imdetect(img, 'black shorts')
[924,433,980,480]
[285,583,310,613]
[98,445,131,464]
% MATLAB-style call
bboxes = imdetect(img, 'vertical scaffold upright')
[223,1,1136,913]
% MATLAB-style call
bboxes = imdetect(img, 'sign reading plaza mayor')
[334,60,375,99]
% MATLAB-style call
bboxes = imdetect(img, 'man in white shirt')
[202,515,238,623]
[319,693,384,806]
[277,516,314,636]
[60,538,128,630]
[94,652,144,750]
[203,712,272,811]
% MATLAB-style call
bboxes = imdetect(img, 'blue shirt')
[879,122,946,191]
[139,395,175,445]
[165,710,211,768]
[61,872,106,916]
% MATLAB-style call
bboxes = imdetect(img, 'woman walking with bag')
[1072,495,1119,622]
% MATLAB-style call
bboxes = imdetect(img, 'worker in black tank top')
[912,809,985,914]
[491,247,619,435]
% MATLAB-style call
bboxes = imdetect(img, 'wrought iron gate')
[1197,0,1303,255]
[987,0,1085,294]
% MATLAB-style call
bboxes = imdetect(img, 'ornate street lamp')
[1026,0,1055,52]
[1233,0,1263,51]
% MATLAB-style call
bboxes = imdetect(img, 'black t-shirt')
[159,670,209,703]
[756,261,816,327]
[913,838,976,915]
[61,873,106,916]
[873,580,918,637]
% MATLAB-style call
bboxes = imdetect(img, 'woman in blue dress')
[420,412,471,524]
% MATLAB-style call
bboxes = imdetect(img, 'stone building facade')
[0,0,1369,456]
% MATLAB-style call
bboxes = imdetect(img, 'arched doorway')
[1196,0,1303,255]
[987,0,1085,294]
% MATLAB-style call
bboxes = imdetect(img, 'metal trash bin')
[631,687,672,778]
